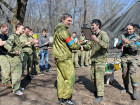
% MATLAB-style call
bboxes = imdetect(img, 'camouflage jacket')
[4,33,23,61]
[52,23,81,60]
[71,37,79,53]
[20,34,33,55]
[83,31,109,63]
[79,36,86,45]
[116,33,140,57]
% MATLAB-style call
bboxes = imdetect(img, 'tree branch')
[0,5,11,23]
[0,0,15,13]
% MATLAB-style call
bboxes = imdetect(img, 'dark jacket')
[0,33,8,55]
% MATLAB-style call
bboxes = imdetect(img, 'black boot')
[132,86,138,100]
[59,98,65,105]
[93,96,103,103]
[121,84,129,93]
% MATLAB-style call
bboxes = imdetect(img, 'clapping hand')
[91,35,99,43]
[80,45,83,51]
[122,38,129,44]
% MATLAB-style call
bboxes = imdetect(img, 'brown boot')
[7,84,12,88]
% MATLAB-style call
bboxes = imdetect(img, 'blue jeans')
[39,50,49,71]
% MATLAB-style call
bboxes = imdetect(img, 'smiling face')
[24,28,30,36]
[127,25,135,35]
[62,17,72,28]
[91,23,99,32]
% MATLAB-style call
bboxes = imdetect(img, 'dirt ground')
[0,49,140,105]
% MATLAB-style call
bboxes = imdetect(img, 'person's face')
[91,23,99,32]
[72,33,76,38]
[81,32,84,36]
[62,17,72,28]
[127,25,135,35]
[24,28,30,35]
[29,31,33,36]
[42,31,46,36]
[1,27,8,35]
[17,26,24,34]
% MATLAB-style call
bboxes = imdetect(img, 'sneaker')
[64,100,76,105]
[120,89,126,93]
[40,71,44,75]
[19,87,24,91]
[81,66,84,68]
[59,98,65,105]
[94,96,103,103]
[14,90,23,95]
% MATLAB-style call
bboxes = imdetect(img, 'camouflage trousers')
[7,55,22,92]
[72,51,79,67]
[81,51,89,66]
[55,58,75,99]
[90,62,105,96]
[32,51,40,75]
[89,50,92,65]
[0,55,11,85]
[121,57,138,87]
[22,53,33,76]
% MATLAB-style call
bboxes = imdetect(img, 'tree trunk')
[0,0,28,32]
[83,0,87,27]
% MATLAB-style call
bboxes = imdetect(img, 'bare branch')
[0,5,11,23]
[0,0,15,13]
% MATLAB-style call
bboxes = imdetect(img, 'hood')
[54,23,67,32]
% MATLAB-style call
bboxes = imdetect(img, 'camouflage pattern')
[89,49,92,65]
[0,55,11,85]
[84,31,109,96]
[71,37,79,67]
[121,57,138,86]
[72,51,79,67]
[4,33,23,92]
[53,23,81,99]
[20,34,33,76]
[91,62,105,96]
[55,58,75,99]
[116,32,140,87]
[31,44,40,75]
[22,53,32,75]
[81,51,89,66]
[53,23,81,60]
[79,36,89,66]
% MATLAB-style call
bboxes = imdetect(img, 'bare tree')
[83,0,87,26]
[0,0,28,31]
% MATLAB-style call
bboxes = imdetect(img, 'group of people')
[71,31,92,68]
[0,12,139,105]
[53,13,140,105]
[0,24,50,95]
